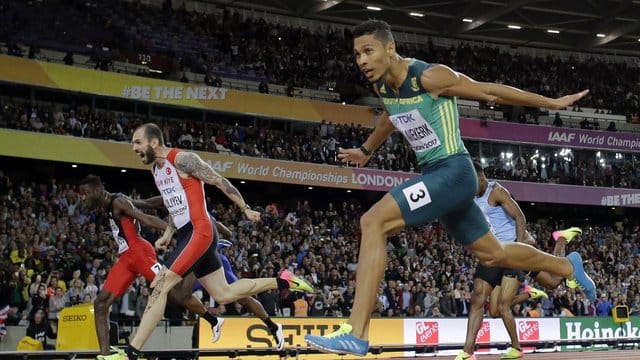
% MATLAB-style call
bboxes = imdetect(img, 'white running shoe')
[211,317,225,343]
[273,322,285,351]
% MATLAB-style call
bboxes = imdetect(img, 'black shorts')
[475,265,524,287]
[475,264,504,288]
[503,268,526,283]
[164,217,221,278]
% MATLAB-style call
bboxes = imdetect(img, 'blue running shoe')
[567,252,596,301]
[305,323,369,356]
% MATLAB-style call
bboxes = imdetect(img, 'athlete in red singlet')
[78,175,223,359]
[105,123,313,360]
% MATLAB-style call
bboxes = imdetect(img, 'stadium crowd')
[1,98,638,189]
[3,0,640,120]
[0,168,639,341]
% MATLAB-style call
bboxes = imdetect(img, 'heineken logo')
[564,321,639,339]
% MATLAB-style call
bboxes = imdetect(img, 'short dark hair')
[79,174,103,189]
[137,123,165,145]
[353,19,395,44]
[473,160,484,173]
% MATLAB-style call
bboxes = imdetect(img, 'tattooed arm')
[174,151,261,221]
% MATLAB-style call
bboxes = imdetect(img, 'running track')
[382,349,638,359]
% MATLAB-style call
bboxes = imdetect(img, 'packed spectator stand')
[2,0,640,119]
[1,166,639,332]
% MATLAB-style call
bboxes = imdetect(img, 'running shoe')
[305,322,369,356]
[279,270,314,293]
[566,252,596,301]
[552,227,582,243]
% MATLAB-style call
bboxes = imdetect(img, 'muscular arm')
[216,222,233,239]
[360,112,396,153]
[113,197,172,231]
[130,196,165,210]
[360,85,395,153]
[421,64,587,109]
[173,151,248,210]
[490,185,531,244]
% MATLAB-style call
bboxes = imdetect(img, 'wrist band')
[359,145,373,156]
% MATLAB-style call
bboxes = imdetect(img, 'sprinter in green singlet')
[305,19,596,357]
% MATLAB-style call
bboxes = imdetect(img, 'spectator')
[48,287,66,323]
[27,284,49,320]
[553,113,563,127]
[606,121,617,132]
[135,287,149,320]
[25,309,57,350]
[596,293,613,316]
[259,81,269,94]
[630,293,640,316]
[293,294,310,317]
[63,52,74,66]
[66,279,85,307]
[580,118,591,129]
[84,274,99,302]
[439,288,457,317]
[204,73,214,86]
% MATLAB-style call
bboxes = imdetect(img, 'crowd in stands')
[1,167,639,339]
[3,0,640,119]
[1,98,639,189]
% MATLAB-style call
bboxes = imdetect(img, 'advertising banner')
[460,118,640,153]
[0,129,413,191]
[55,304,99,350]
[560,317,640,351]
[198,317,404,359]
[403,318,560,357]
[500,180,640,208]
[0,55,374,126]
[2,129,638,207]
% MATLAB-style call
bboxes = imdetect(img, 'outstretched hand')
[244,209,261,222]
[548,89,589,110]
[155,226,175,251]
[155,236,171,251]
[337,147,371,167]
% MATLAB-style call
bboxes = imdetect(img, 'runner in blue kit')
[458,162,583,360]
[304,19,596,357]
[197,221,285,350]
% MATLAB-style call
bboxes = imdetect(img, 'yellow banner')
[0,129,415,191]
[0,55,374,126]
[56,304,99,350]
[198,317,404,359]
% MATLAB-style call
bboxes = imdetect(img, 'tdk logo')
[395,113,416,124]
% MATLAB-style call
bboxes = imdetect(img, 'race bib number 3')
[402,181,432,211]
[390,109,441,152]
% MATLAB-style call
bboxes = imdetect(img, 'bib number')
[150,262,162,275]
[390,109,441,152]
[115,236,129,254]
[109,219,130,254]
[402,181,432,211]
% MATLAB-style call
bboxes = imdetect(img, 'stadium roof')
[209,0,640,56]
